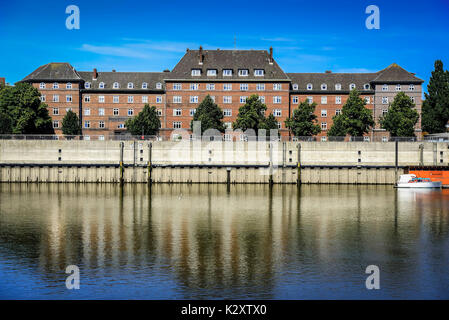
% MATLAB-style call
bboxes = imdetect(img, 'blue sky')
[1,0,449,88]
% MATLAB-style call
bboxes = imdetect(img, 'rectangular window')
[128,96,134,103]
[66,83,72,89]
[84,95,90,103]
[382,97,389,104]
[321,122,327,130]
[40,95,46,102]
[66,95,72,103]
[173,109,182,116]
[240,84,248,91]
[84,135,91,140]
[190,96,199,103]
[98,108,105,116]
[207,69,217,76]
[321,96,327,104]
[53,95,59,102]
[206,83,215,90]
[99,121,105,128]
[223,69,232,76]
[307,97,313,104]
[273,109,282,117]
[259,96,265,103]
[113,108,119,116]
[382,84,388,91]
[273,83,282,91]
[128,109,133,116]
[223,84,232,91]
[173,96,182,103]
[223,96,232,104]
[273,96,282,104]
[223,109,232,117]
[53,120,59,128]
[53,83,59,89]
[98,135,105,141]
[409,84,415,91]
[190,83,199,90]
[210,96,215,102]
[39,83,46,89]
[157,109,162,116]
[173,83,182,90]
[53,108,59,115]
[84,121,90,128]
[254,69,264,76]
[396,84,401,91]
[240,96,247,103]
[173,121,182,129]
[142,96,148,103]
[336,96,342,104]
[84,108,90,116]
[292,96,299,104]
[191,69,201,76]
[238,69,249,76]
[99,96,105,103]
[256,83,265,91]
[335,109,341,115]
[321,136,327,142]
[113,96,119,103]
[321,109,327,117]
[364,97,370,104]
[382,109,388,116]
[156,96,162,103]
[411,96,416,103]
[189,109,196,116]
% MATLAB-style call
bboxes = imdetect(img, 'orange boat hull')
[409,167,449,187]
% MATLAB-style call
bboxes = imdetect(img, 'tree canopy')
[422,60,449,133]
[125,105,161,136]
[233,94,274,134]
[0,82,54,134]
[380,92,419,137]
[327,89,374,137]
[285,100,321,136]
[61,110,81,136]
[190,95,225,134]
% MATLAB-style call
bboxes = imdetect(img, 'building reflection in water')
[0,183,448,299]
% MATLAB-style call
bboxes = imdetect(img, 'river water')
[0,183,448,299]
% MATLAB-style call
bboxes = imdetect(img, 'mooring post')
[120,142,124,185]
[433,142,437,166]
[419,144,424,166]
[148,142,152,185]
[395,140,399,182]
[226,167,231,188]
[297,143,301,187]
[269,142,274,186]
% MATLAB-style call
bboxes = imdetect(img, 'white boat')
[396,174,442,188]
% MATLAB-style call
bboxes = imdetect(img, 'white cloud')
[80,44,151,59]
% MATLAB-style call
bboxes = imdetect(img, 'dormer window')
[239,69,249,77]
[321,83,327,90]
[142,82,148,89]
[66,83,72,89]
[207,69,217,76]
[223,69,233,76]
[364,83,370,90]
[127,82,134,89]
[53,82,59,89]
[293,84,298,90]
[99,82,105,89]
[191,69,201,76]
[349,83,356,90]
[113,82,120,89]
[85,82,91,89]
[382,84,388,91]
[254,69,264,76]
[39,82,46,89]
[335,83,341,90]
[156,82,162,89]
[307,83,313,90]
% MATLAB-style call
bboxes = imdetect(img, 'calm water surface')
[0,183,448,299]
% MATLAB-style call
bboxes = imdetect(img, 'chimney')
[112,69,116,72]
[163,69,170,73]
[93,68,98,80]
[186,48,189,52]
[269,47,273,64]
[199,46,204,65]
[325,70,332,73]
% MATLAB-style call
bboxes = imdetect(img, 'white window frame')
[85,82,91,89]
[156,96,162,103]
[382,84,388,91]
[409,84,415,91]
[53,108,59,115]
[191,69,201,76]
[256,83,265,91]
[53,95,59,102]
[113,96,119,103]
[173,83,182,90]
[273,109,282,117]
[113,108,119,116]
[321,96,327,104]
[173,109,182,116]
[99,121,105,128]
[207,69,217,77]
[321,122,327,130]
[273,96,282,104]
[206,83,215,90]
[240,96,247,103]
[223,69,233,77]
[396,84,401,91]
[128,96,134,103]
[128,108,134,116]
[238,69,249,77]
[53,82,59,89]
[321,83,327,90]
[66,83,72,89]
[84,108,91,116]
[335,83,341,91]
[254,69,264,76]
[382,97,389,104]
[321,109,327,117]
[173,121,182,129]
[240,83,248,91]
[66,95,72,103]
[173,96,182,103]
[142,96,148,103]
[349,83,356,90]
[190,96,199,103]
[99,82,105,89]
[273,83,282,91]
[307,83,313,90]
[336,96,342,104]
[292,96,299,104]
[223,96,232,104]
[223,109,232,117]
[223,84,232,91]
[39,82,46,89]
[98,108,105,116]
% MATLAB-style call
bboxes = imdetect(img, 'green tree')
[61,110,81,136]
[380,92,419,137]
[233,94,268,133]
[422,60,449,133]
[327,114,347,137]
[0,111,13,134]
[285,100,321,136]
[0,82,54,134]
[125,105,161,136]
[260,114,279,131]
[190,95,225,134]
[327,89,374,137]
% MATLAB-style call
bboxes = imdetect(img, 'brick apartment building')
[21,47,424,140]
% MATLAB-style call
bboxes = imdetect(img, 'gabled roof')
[77,71,166,90]
[287,72,377,93]
[371,63,423,83]
[22,63,82,82]
[166,48,290,81]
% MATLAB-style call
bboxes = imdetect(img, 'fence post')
[297,143,301,187]
[148,142,152,185]
[433,143,437,166]
[395,140,399,182]
[419,144,424,166]
[269,142,273,186]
